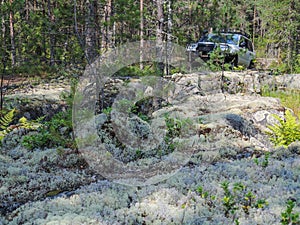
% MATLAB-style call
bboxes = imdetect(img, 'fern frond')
[19,116,41,130]
[266,111,300,148]
[0,109,15,130]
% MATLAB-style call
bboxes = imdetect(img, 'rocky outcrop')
[1,71,299,224]
[4,76,70,120]
[261,73,300,90]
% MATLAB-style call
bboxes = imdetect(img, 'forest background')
[0,0,300,77]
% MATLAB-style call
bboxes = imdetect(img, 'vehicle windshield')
[199,34,226,43]
[199,33,239,45]
[223,34,239,45]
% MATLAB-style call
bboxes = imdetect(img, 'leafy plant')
[253,152,270,168]
[196,186,210,199]
[18,116,42,130]
[0,109,15,130]
[266,110,300,148]
[22,109,75,150]
[102,107,112,116]
[281,200,300,225]
[219,181,268,221]
[164,114,193,139]
[221,181,238,218]
[206,46,226,72]
[0,109,16,143]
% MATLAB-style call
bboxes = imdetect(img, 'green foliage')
[261,88,300,118]
[220,181,268,219]
[206,46,237,72]
[196,186,209,199]
[0,110,42,145]
[22,109,75,150]
[196,182,268,223]
[221,181,238,217]
[0,109,16,143]
[0,109,15,130]
[206,47,226,72]
[113,64,162,77]
[164,115,183,138]
[293,54,300,73]
[162,114,193,153]
[253,152,270,168]
[281,200,300,225]
[266,111,300,148]
[164,114,193,139]
[18,116,42,130]
[233,65,246,71]
[102,107,112,116]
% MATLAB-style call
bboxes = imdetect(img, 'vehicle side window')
[239,37,246,48]
[246,39,253,52]
[239,37,253,52]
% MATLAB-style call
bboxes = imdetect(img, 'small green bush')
[22,109,75,150]
[281,200,300,225]
[266,110,300,148]
[196,181,268,224]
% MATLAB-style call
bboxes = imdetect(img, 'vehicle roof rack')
[219,29,250,38]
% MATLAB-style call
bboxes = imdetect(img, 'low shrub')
[266,110,300,148]
[281,199,300,225]
[22,109,76,150]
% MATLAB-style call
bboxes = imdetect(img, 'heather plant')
[266,110,300,148]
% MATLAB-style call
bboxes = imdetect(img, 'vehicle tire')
[228,54,238,70]
[248,60,255,69]
[233,55,238,67]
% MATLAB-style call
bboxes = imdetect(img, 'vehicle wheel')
[228,55,238,69]
[248,60,255,69]
[233,55,238,67]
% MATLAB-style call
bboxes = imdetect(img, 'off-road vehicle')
[187,30,255,68]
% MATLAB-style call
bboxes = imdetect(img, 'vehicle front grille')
[197,43,215,52]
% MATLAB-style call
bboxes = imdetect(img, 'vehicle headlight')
[220,45,229,51]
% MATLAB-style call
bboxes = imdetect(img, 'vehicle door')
[237,37,249,66]
[245,39,255,67]
[238,37,255,67]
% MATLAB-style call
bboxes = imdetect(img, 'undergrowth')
[261,87,300,119]
[266,110,300,148]
[22,109,75,150]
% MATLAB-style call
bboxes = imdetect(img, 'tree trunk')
[1,0,6,111]
[47,0,55,66]
[252,2,256,46]
[101,0,113,51]
[156,0,164,73]
[287,0,295,71]
[25,0,29,21]
[140,0,144,69]
[9,0,16,67]
[85,0,97,63]
[165,0,172,75]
